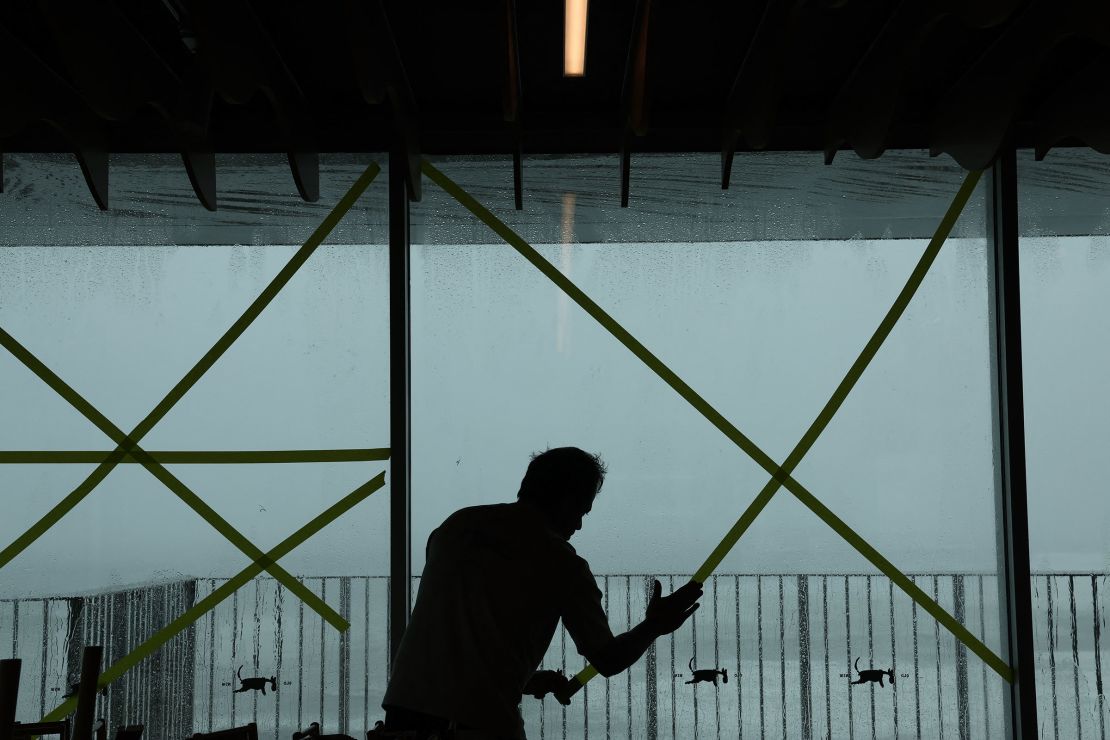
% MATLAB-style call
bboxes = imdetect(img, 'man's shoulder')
[441,502,582,558]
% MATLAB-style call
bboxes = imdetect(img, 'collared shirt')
[383,501,614,739]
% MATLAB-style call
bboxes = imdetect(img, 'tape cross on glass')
[421,161,1012,685]
[39,471,387,724]
[0,162,383,632]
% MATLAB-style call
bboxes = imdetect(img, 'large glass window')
[1019,149,1110,738]
[0,154,390,738]
[411,152,1007,738]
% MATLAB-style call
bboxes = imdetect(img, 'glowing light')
[564,0,588,77]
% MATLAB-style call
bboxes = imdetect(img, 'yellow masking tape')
[39,471,387,723]
[0,324,348,630]
[0,449,391,464]
[421,161,1011,686]
[0,162,381,632]
[693,170,983,582]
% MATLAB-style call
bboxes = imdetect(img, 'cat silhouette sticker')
[684,656,729,686]
[849,657,895,688]
[233,665,277,696]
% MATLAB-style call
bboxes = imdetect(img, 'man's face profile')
[552,490,595,541]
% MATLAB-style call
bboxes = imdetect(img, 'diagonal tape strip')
[39,471,387,723]
[0,449,391,464]
[0,335,349,632]
[420,161,1011,684]
[0,161,381,631]
[692,170,984,581]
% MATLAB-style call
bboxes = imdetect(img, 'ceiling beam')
[931,0,1110,170]
[343,0,421,201]
[721,0,803,189]
[188,0,320,204]
[0,22,109,209]
[504,0,524,210]
[620,0,652,207]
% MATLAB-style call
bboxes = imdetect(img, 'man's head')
[517,447,606,540]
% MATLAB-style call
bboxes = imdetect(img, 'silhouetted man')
[382,447,702,739]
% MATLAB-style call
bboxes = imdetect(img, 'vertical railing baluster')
[736,575,743,740]
[231,588,239,727]
[364,577,370,736]
[888,580,898,738]
[910,576,920,740]
[823,576,830,740]
[339,577,351,735]
[779,575,786,740]
[275,583,284,740]
[845,576,853,740]
[932,576,944,740]
[1070,575,1082,740]
[798,575,811,740]
[758,575,765,740]
[954,575,969,740]
[692,589,699,739]
[626,575,632,740]
[254,581,262,726]
[319,579,327,727]
[1092,575,1105,740]
[297,579,305,731]
[979,575,989,740]
[1048,575,1059,740]
[604,575,610,740]
[560,620,567,740]
[646,576,657,740]
[39,600,48,719]
[671,575,677,740]
[207,580,216,733]
[713,576,721,740]
[866,576,875,740]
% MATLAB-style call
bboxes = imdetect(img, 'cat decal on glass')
[849,657,895,688]
[233,665,277,696]
[683,656,729,686]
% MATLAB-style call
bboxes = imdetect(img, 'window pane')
[1019,149,1110,739]
[0,154,390,737]
[412,152,1005,739]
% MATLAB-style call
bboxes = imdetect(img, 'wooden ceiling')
[2,0,1108,210]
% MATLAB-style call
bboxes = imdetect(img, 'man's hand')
[523,669,573,705]
[644,579,702,637]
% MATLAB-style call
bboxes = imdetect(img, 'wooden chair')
[1,659,21,740]
[292,722,357,740]
[11,721,70,740]
[6,655,73,740]
[189,723,258,740]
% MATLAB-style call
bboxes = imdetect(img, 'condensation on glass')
[410,152,1012,738]
[0,154,390,738]
[1018,149,1110,740]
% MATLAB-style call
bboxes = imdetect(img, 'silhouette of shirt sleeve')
[559,554,614,662]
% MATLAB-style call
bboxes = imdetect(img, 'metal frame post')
[987,148,1039,738]
[389,146,413,663]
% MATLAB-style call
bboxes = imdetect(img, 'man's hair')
[517,447,607,507]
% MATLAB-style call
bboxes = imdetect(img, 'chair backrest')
[190,723,258,740]
[114,724,144,740]
[1,660,21,740]
[12,719,70,739]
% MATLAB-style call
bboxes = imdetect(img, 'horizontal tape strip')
[0,448,391,464]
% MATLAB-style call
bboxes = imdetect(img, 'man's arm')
[588,579,702,678]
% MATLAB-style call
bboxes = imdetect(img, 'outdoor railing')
[1,573,1105,739]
